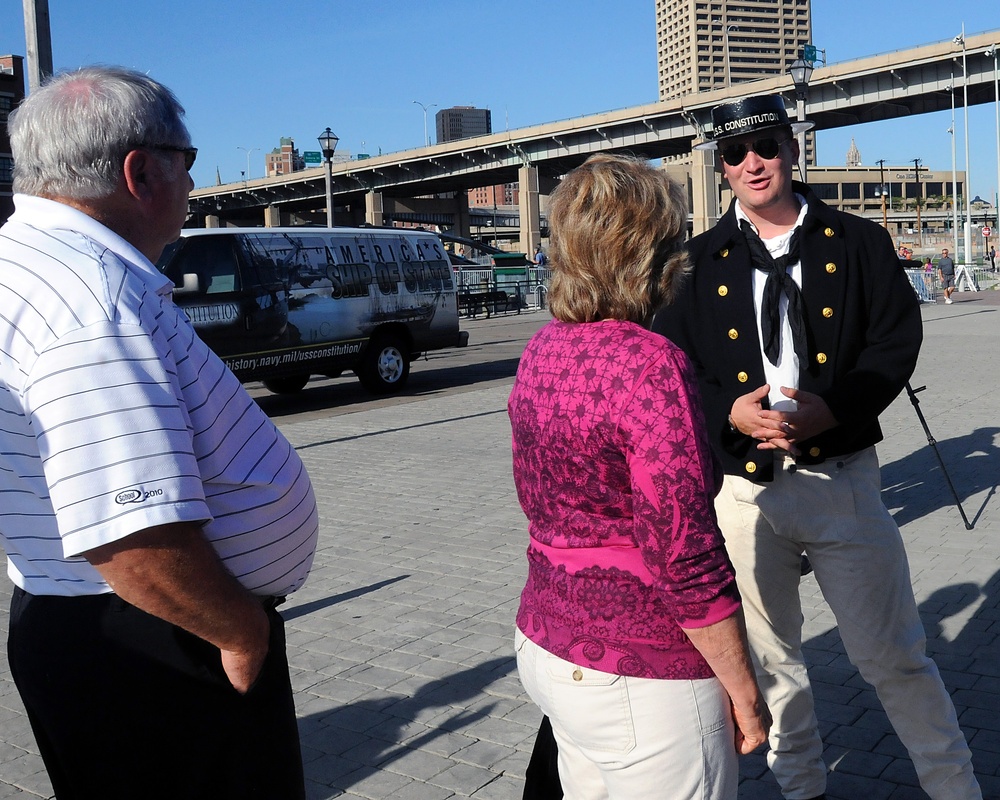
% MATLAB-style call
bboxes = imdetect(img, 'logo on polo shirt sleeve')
[114,487,164,505]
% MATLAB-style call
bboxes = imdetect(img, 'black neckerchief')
[740,219,808,367]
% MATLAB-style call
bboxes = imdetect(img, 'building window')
[0,95,13,122]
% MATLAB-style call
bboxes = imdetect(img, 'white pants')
[515,628,738,800]
[716,447,981,800]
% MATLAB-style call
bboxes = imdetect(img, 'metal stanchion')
[905,383,973,529]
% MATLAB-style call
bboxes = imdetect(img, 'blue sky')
[2,1,999,201]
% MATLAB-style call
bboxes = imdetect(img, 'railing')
[905,267,998,302]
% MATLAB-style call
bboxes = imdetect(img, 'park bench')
[457,288,521,318]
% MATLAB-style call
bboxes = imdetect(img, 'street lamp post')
[955,26,973,265]
[237,146,259,181]
[948,81,960,260]
[987,44,1000,230]
[317,127,339,228]
[876,159,888,229]
[788,58,813,182]
[716,23,739,87]
[412,100,437,147]
[912,158,924,248]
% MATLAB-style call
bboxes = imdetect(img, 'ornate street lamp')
[788,58,814,181]
[318,127,339,228]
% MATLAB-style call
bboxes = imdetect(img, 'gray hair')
[9,65,190,200]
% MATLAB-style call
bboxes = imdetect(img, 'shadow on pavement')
[880,427,1000,527]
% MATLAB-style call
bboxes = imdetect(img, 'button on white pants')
[716,447,980,800]
[515,628,738,800]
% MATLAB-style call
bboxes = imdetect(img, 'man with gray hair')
[0,66,318,798]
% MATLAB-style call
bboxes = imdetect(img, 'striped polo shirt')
[0,195,318,597]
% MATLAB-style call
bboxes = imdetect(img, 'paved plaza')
[2,289,1000,799]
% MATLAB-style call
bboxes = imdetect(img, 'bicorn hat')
[694,94,814,150]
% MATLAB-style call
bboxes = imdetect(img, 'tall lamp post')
[948,81,960,260]
[876,159,888,229]
[236,146,259,181]
[317,127,339,228]
[987,44,1000,226]
[412,100,437,147]
[955,26,973,265]
[788,58,813,182]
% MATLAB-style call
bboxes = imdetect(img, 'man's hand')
[84,522,271,694]
[753,387,838,455]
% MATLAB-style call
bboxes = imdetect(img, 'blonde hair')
[546,153,689,324]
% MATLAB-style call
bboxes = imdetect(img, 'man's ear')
[122,149,156,202]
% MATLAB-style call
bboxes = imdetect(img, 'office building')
[0,55,26,225]
[655,0,812,100]
[435,106,492,144]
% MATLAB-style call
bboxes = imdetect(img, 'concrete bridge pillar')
[691,148,721,236]
[519,165,541,256]
[365,191,384,227]
[264,204,282,227]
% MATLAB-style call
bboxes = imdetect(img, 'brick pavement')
[2,289,1000,799]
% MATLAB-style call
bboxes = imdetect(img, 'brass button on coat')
[718,285,729,297]
[737,371,749,383]
[822,307,834,318]
[825,263,837,274]
[816,353,828,364]
[572,669,583,681]
[824,227,835,237]
[809,446,821,457]
[745,462,757,474]
[728,328,739,340]
[720,248,730,258]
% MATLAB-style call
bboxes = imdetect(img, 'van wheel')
[263,374,309,394]
[358,334,410,394]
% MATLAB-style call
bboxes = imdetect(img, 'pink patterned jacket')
[509,319,741,679]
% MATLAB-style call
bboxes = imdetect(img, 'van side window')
[169,237,242,294]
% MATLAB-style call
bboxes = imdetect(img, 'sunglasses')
[145,143,198,171]
[719,136,789,167]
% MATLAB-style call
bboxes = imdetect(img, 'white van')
[156,227,468,394]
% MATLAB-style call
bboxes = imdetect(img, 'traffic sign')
[983,226,992,238]
[303,151,322,165]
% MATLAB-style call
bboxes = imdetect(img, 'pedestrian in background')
[938,247,956,304]
[511,153,768,799]
[0,66,319,799]
[654,93,981,800]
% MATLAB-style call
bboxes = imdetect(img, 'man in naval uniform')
[653,94,981,800]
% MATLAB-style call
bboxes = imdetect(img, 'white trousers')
[715,447,981,800]
[515,628,738,800]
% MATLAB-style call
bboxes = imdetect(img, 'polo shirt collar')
[9,194,175,296]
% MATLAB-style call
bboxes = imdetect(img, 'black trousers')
[7,588,304,800]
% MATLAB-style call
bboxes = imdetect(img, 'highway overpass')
[188,29,1000,249]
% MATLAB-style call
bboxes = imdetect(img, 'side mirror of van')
[173,273,203,296]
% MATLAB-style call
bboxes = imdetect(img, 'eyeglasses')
[144,143,198,171]
[719,136,789,167]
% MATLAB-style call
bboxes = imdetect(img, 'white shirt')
[735,196,809,412]
[0,195,318,596]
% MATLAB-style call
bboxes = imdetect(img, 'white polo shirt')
[0,195,318,596]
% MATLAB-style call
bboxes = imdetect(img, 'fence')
[454,267,552,315]
[905,266,997,302]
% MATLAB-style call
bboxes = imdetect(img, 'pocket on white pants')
[544,652,637,755]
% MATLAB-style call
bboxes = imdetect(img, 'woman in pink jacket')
[510,154,769,799]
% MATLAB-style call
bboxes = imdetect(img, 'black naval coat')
[652,183,922,483]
